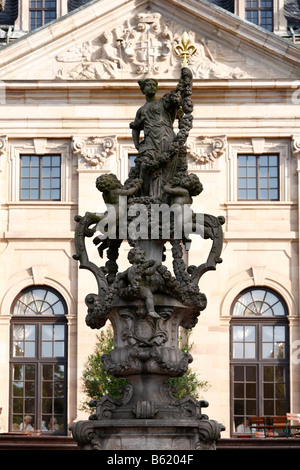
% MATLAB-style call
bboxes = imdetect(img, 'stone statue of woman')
[129,77,182,197]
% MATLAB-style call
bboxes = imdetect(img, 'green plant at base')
[80,326,127,412]
[81,325,209,411]
[167,329,209,399]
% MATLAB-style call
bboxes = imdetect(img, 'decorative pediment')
[55,11,247,80]
[0,0,300,80]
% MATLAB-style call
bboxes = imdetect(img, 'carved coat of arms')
[55,10,246,80]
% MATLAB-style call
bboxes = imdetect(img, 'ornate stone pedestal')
[71,418,223,450]
[71,296,225,450]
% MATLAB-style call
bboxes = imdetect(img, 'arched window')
[230,287,289,435]
[10,286,68,434]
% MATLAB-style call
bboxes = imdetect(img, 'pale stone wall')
[0,79,299,437]
[0,0,300,438]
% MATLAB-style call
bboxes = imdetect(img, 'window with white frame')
[226,139,291,203]
[7,139,72,203]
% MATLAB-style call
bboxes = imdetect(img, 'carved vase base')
[71,418,224,450]
[88,377,210,421]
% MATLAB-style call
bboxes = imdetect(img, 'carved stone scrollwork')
[72,136,117,167]
[0,135,7,172]
[70,421,102,450]
[195,420,225,450]
[291,135,300,156]
[89,384,134,420]
[0,135,7,155]
[187,136,226,166]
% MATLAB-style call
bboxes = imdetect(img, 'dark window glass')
[246,0,273,31]
[238,154,279,201]
[10,286,67,434]
[231,288,289,436]
[232,288,286,317]
[20,155,61,201]
[30,0,57,31]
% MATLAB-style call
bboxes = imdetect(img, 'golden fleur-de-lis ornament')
[174,31,197,67]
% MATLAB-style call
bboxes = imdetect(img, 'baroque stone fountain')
[71,33,225,450]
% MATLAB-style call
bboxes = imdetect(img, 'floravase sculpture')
[71,32,225,450]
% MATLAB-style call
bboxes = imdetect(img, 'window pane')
[54,365,64,380]
[13,325,24,340]
[264,366,274,381]
[276,383,285,398]
[43,364,53,380]
[263,343,274,358]
[233,343,243,358]
[25,325,35,341]
[246,366,256,381]
[24,342,35,357]
[42,342,53,357]
[272,302,285,316]
[245,343,256,358]
[233,325,243,340]
[13,382,23,397]
[275,326,285,342]
[264,383,274,398]
[54,342,64,357]
[42,382,53,397]
[238,189,247,199]
[52,301,65,315]
[246,383,256,398]
[42,325,53,340]
[245,326,255,341]
[263,326,273,341]
[54,325,64,340]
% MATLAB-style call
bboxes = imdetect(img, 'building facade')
[0,0,300,437]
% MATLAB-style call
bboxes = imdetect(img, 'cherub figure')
[117,247,163,318]
[164,173,203,247]
[91,173,142,241]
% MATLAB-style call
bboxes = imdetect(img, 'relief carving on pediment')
[55,11,247,80]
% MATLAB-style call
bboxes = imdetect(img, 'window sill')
[3,231,75,240]
[4,201,77,207]
[222,201,296,208]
